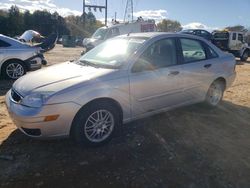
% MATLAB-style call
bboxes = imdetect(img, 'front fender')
[74,85,131,121]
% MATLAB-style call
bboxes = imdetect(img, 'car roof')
[117,32,223,55]
[119,32,209,41]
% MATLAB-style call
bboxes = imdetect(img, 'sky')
[0,0,249,30]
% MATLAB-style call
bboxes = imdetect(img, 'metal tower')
[123,0,133,22]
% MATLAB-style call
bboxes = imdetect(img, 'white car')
[0,34,45,79]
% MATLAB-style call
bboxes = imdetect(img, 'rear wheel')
[241,50,249,61]
[205,81,225,107]
[71,101,121,147]
[1,60,26,79]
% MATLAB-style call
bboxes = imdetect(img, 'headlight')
[21,91,54,108]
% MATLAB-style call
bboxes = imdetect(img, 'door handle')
[204,64,212,68]
[168,71,179,76]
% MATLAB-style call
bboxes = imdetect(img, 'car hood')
[13,62,115,96]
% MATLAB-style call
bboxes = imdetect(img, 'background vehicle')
[212,30,250,61]
[82,20,156,51]
[0,34,45,79]
[6,33,236,146]
[180,29,212,41]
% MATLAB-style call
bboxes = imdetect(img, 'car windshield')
[78,37,147,68]
[92,28,108,40]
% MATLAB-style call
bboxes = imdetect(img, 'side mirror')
[131,58,154,73]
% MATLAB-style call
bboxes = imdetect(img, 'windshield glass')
[92,28,108,40]
[78,37,147,68]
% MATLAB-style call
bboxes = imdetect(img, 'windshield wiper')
[79,60,120,69]
[78,60,100,68]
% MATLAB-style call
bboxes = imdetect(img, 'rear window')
[213,32,229,39]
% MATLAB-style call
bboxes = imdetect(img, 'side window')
[112,28,120,37]
[180,38,206,63]
[194,30,201,36]
[201,30,211,39]
[106,28,120,39]
[238,34,243,42]
[132,38,177,72]
[232,33,237,40]
[0,39,11,47]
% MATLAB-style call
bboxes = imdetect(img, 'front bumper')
[5,90,81,138]
[25,54,45,71]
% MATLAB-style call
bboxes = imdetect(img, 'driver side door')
[129,38,185,117]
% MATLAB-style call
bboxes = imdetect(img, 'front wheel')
[2,60,26,79]
[71,102,121,147]
[205,81,225,107]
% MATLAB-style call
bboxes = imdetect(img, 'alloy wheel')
[6,63,25,79]
[84,109,115,143]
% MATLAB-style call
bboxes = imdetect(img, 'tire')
[240,50,249,61]
[205,81,225,107]
[1,60,26,80]
[71,101,121,147]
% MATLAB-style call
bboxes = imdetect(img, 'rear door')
[129,37,186,116]
[178,38,219,102]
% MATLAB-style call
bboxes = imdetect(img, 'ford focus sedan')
[5,33,236,146]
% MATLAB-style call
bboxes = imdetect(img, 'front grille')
[11,89,21,103]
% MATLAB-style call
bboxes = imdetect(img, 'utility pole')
[83,0,108,26]
[124,0,133,23]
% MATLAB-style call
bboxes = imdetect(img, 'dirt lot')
[0,45,250,188]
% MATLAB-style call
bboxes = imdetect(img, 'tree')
[0,6,103,38]
[157,19,182,32]
[23,10,32,31]
[0,10,8,35]
[7,6,24,36]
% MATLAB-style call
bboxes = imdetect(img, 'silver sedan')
[5,33,236,146]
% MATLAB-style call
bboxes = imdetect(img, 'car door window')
[106,28,120,39]
[132,38,177,72]
[232,33,237,40]
[238,34,243,43]
[180,38,206,63]
[0,39,11,47]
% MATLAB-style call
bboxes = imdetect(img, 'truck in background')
[211,30,250,61]
[82,20,157,51]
